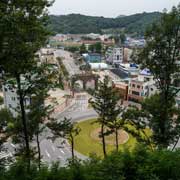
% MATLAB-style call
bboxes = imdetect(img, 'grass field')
[74,119,138,157]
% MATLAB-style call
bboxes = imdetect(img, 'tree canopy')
[48,12,161,36]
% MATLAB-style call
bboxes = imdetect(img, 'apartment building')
[127,69,157,103]
[3,82,31,117]
[106,47,124,65]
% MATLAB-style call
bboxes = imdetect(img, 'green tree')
[143,95,180,149]
[26,64,55,169]
[48,117,81,161]
[3,145,180,180]
[89,76,119,157]
[122,106,154,150]
[120,33,126,45]
[80,43,87,54]
[94,42,102,53]
[105,93,123,151]
[133,5,180,149]
[89,44,95,53]
[0,0,54,168]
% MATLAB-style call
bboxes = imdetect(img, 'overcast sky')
[49,0,180,17]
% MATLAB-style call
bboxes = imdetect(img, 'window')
[137,85,140,89]
[11,97,16,101]
[132,84,135,88]
[132,91,139,96]
[117,55,120,60]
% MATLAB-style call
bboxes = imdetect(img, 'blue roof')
[140,68,152,76]
[130,63,138,68]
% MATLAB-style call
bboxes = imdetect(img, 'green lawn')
[74,119,137,157]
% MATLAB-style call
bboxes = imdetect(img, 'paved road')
[40,95,97,164]
[1,107,97,166]
[57,109,97,122]
[54,49,80,76]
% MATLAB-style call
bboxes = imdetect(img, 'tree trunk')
[36,132,41,170]
[70,134,75,161]
[115,128,119,152]
[16,74,30,170]
[101,124,106,157]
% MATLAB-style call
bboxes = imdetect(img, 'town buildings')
[106,47,124,65]
[113,81,129,101]
[2,81,31,117]
[127,69,157,103]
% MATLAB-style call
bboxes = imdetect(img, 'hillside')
[48,12,161,35]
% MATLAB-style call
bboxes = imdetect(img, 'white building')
[2,81,31,117]
[127,69,157,103]
[86,33,101,40]
[106,47,124,65]
[119,63,139,77]
[89,63,108,70]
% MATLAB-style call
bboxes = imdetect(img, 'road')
[41,93,97,164]
[1,94,97,166]
[54,49,80,76]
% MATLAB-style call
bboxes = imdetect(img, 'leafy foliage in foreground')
[1,146,180,180]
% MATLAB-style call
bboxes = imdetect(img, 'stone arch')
[71,73,99,93]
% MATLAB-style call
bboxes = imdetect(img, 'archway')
[71,73,99,96]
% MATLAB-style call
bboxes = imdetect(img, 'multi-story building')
[106,47,124,65]
[127,69,157,103]
[2,82,31,117]
[113,81,129,101]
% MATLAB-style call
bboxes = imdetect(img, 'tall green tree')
[89,76,120,156]
[5,63,56,169]
[133,5,180,149]
[48,117,81,161]
[0,0,54,168]
[27,64,55,169]
[122,106,154,150]
[105,91,124,151]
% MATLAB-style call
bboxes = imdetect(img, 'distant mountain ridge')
[49,12,161,35]
[116,15,126,18]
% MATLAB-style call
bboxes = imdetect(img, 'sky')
[49,0,180,17]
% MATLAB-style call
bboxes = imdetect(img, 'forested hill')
[49,12,161,35]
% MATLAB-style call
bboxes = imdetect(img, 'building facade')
[113,81,129,100]
[106,47,124,65]
[3,83,31,117]
[127,69,157,103]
